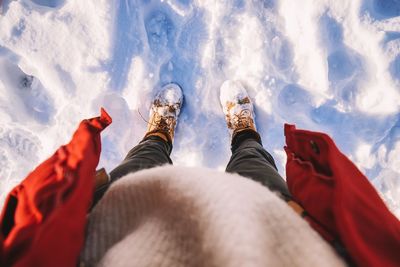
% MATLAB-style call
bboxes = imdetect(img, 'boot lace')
[151,112,176,133]
[227,109,253,130]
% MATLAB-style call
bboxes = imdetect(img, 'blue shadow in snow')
[276,81,397,166]
[177,0,191,5]
[145,9,176,61]
[327,50,358,81]
[1,0,64,14]
[233,0,245,10]
[389,55,400,82]
[0,46,56,125]
[276,84,316,128]
[319,13,363,83]
[364,113,400,178]
[20,75,56,124]
[361,0,400,20]
[107,0,144,92]
[272,38,293,71]
[261,0,277,10]
[375,114,400,155]
[278,84,311,107]
[11,19,26,38]
[30,0,65,8]
[383,31,400,43]
[154,9,208,119]
[311,102,397,155]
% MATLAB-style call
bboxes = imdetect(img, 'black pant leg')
[226,130,292,201]
[92,136,172,207]
[109,136,172,181]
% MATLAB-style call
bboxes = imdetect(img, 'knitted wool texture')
[81,166,345,267]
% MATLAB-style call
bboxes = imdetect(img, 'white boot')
[145,83,183,143]
[220,80,257,138]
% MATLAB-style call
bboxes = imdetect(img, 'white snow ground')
[0,0,399,217]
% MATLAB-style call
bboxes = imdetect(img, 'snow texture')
[0,0,399,217]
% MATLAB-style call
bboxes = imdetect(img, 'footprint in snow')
[0,55,56,125]
[319,13,363,84]
[0,127,40,159]
[361,0,400,20]
[145,10,176,58]
[0,126,40,181]
[30,0,65,8]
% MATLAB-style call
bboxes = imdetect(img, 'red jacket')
[0,109,111,267]
[285,124,400,267]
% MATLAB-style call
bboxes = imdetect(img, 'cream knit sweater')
[81,166,345,267]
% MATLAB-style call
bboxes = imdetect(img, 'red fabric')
[284,124,400,267]
[0,109,112,267]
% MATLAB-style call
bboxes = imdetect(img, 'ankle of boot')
[231,129,262,149]
[144,131,172,144]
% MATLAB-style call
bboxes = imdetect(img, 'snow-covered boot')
[220,80,257,139]
[144,83,183,143]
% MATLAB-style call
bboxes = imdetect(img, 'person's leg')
[92,136,172,207]
[226,129,292,201]
[219,80,291,201]
[109,135,172,180]
[92,83,183,208]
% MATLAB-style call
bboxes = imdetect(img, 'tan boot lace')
[145,100,179,143]
[227,109,255,132]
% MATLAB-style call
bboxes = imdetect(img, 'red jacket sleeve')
[0,108,112,267]
[285,124,400,267]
